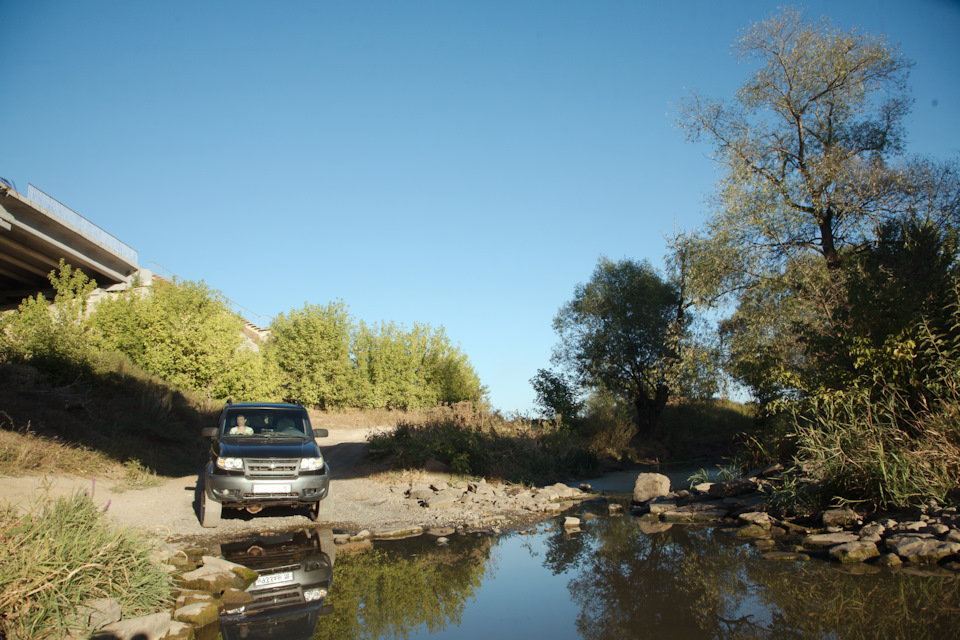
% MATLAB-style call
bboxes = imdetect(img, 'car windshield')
[223,408,311,438]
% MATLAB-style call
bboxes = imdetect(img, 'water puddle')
[211,512,960,639]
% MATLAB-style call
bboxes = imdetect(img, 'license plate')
[253,484,291,494]
[255,571,294,587]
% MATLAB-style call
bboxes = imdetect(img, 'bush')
[788,285,960,510]
[0,491,171,639]
[368,403,600,484]
[0,260,96,376]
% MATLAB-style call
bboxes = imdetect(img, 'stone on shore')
[661,501,729,523]
[373,526,424,540]
[888,535,960,564]
[633,473,670,503]
[179,563,249,593]
[173,601,219,628]
[802,533,858,549]
[821,508,861,528]
[829,541,880,563]
[760,551,810,562]
[72,598,122,632]
[738,512,772,529]
[707,478,758,498]
[93,612,173,640]
[729,523,771,539]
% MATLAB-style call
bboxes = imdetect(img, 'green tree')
[552,257,680,436]
[530,368,583,420]
[265,301,356,409]
[0,260,96,371]
[92,279,271,398]
[352,321,484,409]
[676,7,959,401]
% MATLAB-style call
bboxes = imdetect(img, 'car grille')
[251,584,303,608]
[245,458,299,478]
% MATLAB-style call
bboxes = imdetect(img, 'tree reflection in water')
[550,516,960,640]
[297,516,958,640]
[314,534,494,639]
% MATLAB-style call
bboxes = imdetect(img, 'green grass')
[0,491,172,639]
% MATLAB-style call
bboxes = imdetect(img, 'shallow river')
[212,472,960,639]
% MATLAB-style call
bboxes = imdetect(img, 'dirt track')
[0,426,463,542]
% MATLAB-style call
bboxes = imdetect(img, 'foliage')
[676,7,960,404]
[0,356,216,479]
[806,217,960,395]
[352,321,484,410]
[0,410,116,477]
[788,288,960,510]
[530,368,583,420]
[0,491,171,640]
[268,306,484,410]
[654,398,757,462]
[551,257,681,436]
[368,402,601,484]
[266,301,355,409]
[576,390,637,457]
[0,260,96,373]
[92,278,279,400]
[318,539,491,639]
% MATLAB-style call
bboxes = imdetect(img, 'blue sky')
[3,1,959,413]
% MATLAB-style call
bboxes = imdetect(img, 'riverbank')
[630,468,960,573]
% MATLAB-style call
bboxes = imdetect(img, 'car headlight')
[300,456,324,471]
[216,457,243,471]
[304,588,327,602]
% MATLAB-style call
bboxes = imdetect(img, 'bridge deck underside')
[0,188,139,305]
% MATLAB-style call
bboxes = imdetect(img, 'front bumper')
[205,463,329,507]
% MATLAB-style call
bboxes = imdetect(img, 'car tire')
[307,500,323,523]
[200,485,222,528]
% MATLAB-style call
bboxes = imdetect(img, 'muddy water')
[215,509,960,640]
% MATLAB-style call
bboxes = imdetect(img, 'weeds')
[0,413,117,478]
[368,403,601,485]
[0,491,171,639]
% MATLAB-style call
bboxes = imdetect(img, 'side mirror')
[313,428,329,438]
[201,427,218,438]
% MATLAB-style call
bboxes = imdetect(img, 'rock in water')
[633,473,670,503]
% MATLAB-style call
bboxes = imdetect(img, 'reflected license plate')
[255,571,294,587]
[252,484,291,494]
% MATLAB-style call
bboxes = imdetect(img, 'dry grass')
[309,405,481,431]
[0,414,124,479]
[365,403,601,484]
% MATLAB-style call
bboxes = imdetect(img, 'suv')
[200,401,330,528]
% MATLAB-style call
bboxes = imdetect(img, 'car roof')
[223,402,305,410]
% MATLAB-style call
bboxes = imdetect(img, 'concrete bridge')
[0,181,271,341]
[0,182,140,307]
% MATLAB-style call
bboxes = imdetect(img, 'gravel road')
[0,426,463,542]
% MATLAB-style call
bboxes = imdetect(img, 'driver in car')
[228,414,255,435]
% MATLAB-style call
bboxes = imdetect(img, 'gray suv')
[200,402,330,528]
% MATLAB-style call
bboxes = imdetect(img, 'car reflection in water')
[218,528,335,640]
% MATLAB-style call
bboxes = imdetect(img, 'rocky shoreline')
[71,479,597,640]
[630,467,960,573]
[70,468,960,639]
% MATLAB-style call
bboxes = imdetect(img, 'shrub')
[789,284,960,510]
[0,491,171,639]
[368,403,600,484]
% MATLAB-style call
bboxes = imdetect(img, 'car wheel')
[307,500,323,523]
[200,486,222,528]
